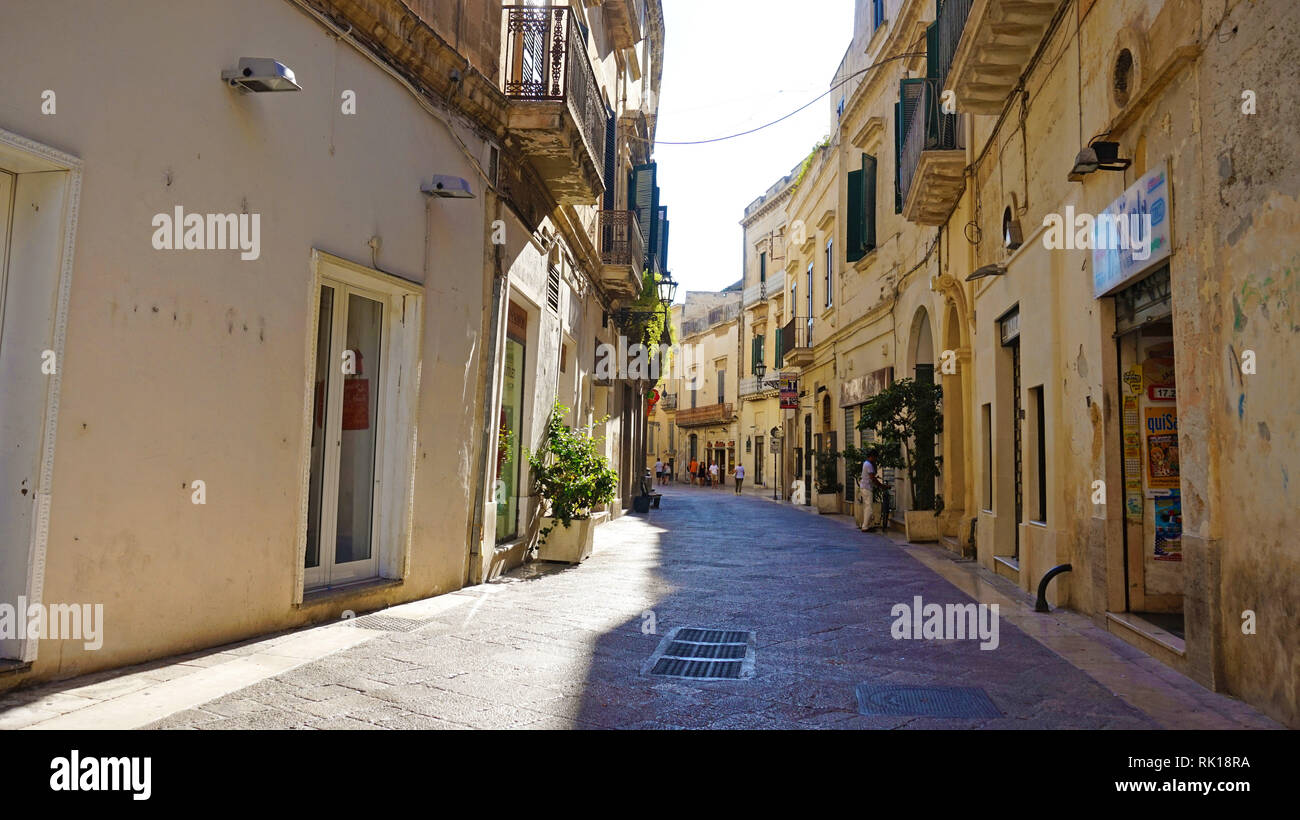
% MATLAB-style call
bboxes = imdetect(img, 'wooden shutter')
[603,115,617,209]
[632,162,658,270]
[862,154,877,252]
[657,206,669,272]
[847,165,864,263]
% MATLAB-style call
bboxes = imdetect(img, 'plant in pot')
[525,401,619,564]
[857,377,943,542]
[813,448,843,515]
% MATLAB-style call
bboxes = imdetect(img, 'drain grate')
[854,684,1002,718]
[350,614,430,633]
[644,627,756,680]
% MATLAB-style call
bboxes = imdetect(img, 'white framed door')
[301,253,422,593]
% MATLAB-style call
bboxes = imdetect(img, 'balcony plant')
[857,377,943,542]
[525,401,619,563]
[813,448,843,515]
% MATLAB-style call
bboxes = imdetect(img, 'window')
[759,251,767,283]
[825,239,833,307]
[751,334,765,374]
[717,368,726,404]
[873,0,884,30]
[805,263,814,342]
[1030,386,1047,523]
[982,402,993,511]
[546,265,560,313]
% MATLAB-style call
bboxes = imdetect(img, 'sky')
[655,0,856,296]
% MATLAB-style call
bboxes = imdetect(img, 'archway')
[941,301,969,542]
[907,307,936,512]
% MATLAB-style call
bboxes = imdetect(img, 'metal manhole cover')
[854,684,1002,718]
[643,627,756,680]
[350,614,430,632]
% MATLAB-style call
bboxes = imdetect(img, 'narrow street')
[4,486,1275,731]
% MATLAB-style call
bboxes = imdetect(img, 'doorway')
[306,284,385,589]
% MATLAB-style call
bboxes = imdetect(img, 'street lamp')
[656,273,678,306]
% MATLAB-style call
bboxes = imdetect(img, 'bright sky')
[655,0,855,295]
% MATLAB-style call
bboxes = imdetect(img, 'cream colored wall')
[1,0,495,681]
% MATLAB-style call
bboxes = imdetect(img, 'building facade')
[744,0,1299,726]
[0,0,667,690]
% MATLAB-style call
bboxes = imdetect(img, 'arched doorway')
[941,301,968,543]
[908,307,936,512]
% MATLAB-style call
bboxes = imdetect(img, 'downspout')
[468,193,507,585]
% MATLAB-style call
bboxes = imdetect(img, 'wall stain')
[1258,421,1270,441]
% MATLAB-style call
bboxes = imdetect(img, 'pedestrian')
[858,454,876,531]
[688,458,698,486]
[699,460,708,486]
[709,461,719,488]
[733,462,745,494]
[654,456,663,486]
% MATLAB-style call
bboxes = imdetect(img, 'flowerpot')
[816,492,841,515]
[537,516,595,564]
[904,510,941,542]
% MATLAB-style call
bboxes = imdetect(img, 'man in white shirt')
[733,462,745,494]
[654,458,663,485]
[859,456,878,531]
[709,462,720,488]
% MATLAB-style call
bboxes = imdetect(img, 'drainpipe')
[468,193,507,585]
[1035,564,1072,612]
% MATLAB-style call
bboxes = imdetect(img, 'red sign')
[342,379,370,430]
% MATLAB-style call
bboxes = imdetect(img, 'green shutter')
[894,99,903,214]
[632,163,658,270]
[774,327,784,367]
[863,153,877,252]
[751,336,759,375]
[847,166,864,263]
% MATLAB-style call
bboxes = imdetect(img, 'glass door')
[305,284,385,589]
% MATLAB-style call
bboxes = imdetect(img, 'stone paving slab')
[4,484,1282,730]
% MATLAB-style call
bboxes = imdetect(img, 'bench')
[634,476,663,512]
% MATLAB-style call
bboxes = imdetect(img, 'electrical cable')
[652,51,926,145]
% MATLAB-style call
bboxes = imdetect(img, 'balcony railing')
[598,209,645,268]
[674,402,736,428]
[899,78,966,225]
[739,375,779,399]
[502,5,606,203]
[742,270,786,308]
[780,316,813,361]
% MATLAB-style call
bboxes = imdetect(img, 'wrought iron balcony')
[674,402,736,429]
[597,209,645,299]
[743,270,785,308]
[779,316,814,368]
[502,5,606,205]
[900,78,966,226]
[945,0,1059,115]
[601,0,646,51]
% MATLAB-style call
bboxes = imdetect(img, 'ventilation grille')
[855,684,1002,718]
[644,627,755,680]
[546,266,561,313]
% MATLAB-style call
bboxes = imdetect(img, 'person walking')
[688,458,699,486]
[733,462,745,494]
[654,456,663,486]
[709,461,719,488]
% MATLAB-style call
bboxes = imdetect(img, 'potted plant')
[857,377,943,542]
[525,401,619,563]
[813,449,843,514]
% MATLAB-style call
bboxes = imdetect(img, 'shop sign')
[839,367,894,408]
[1093,162,1172,298]
[780,371,800,410]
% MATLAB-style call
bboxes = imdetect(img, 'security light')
[1068,140,1131,181]
[421,175,476,199]
[966,263,1007,281]
[221,58,301,93]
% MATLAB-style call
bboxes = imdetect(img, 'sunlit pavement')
[3,484,1279,730]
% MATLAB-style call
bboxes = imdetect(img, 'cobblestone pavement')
[7,484,1278,730]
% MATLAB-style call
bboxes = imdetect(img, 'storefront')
[495,302,528,543]
[1094,163,1183,641]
